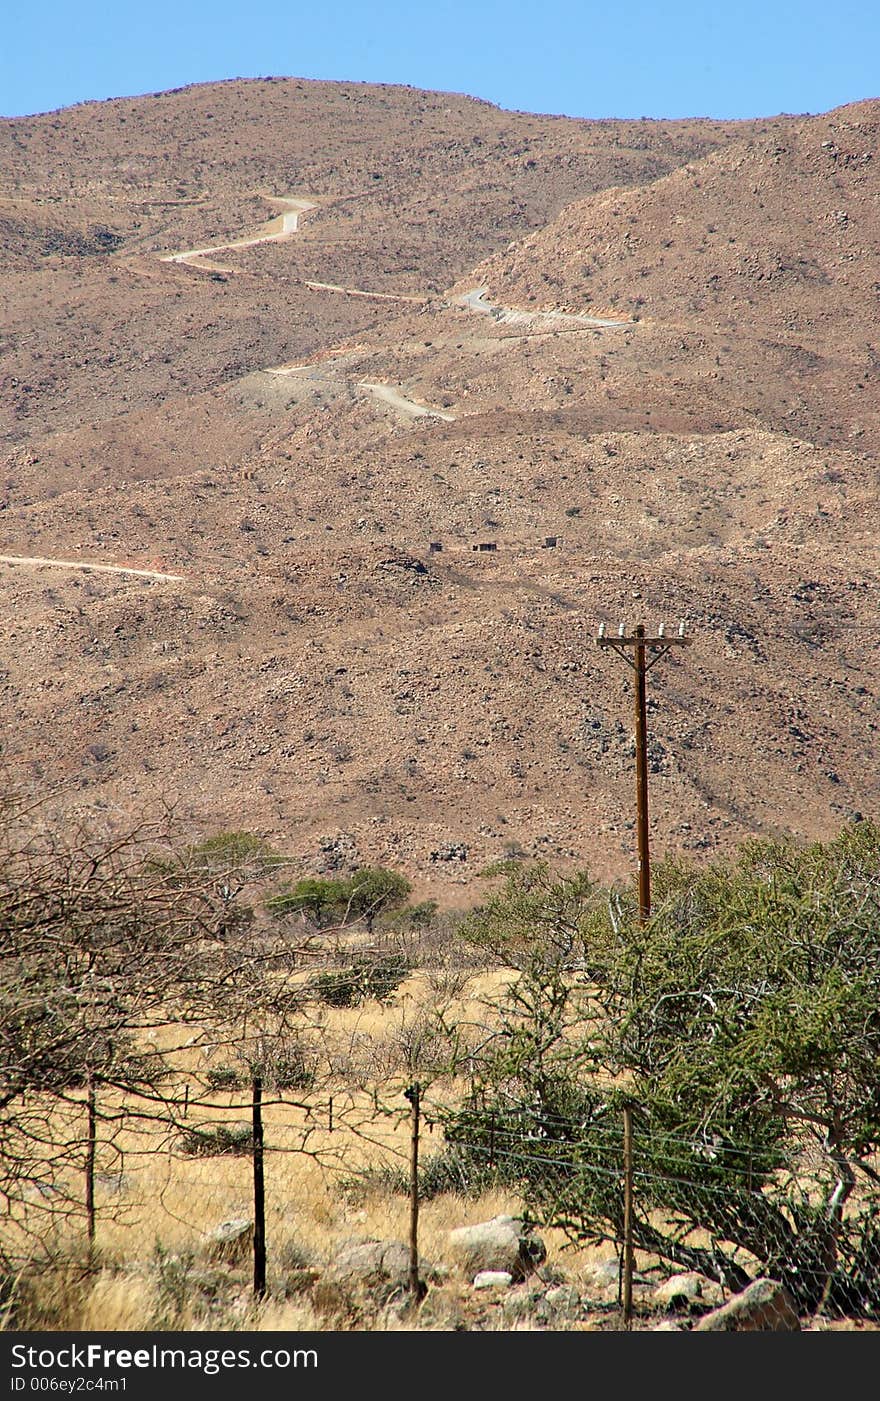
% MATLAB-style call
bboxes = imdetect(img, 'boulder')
[579,1257,622,1304]
[320,1239,435,1308]
[502,1281,583,1328]
[502,1283,551,1327]
[651,1271,725,1312]
[447,1215,546,1283]
[203,1218,253,1265]
[693,1278,801,1331]
[653,1272,703,1308]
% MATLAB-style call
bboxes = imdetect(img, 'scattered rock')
[545,1283,583,1315]
[320,1239,436,1309]
[316,831,358,872]
[375,550,428,576]
[652,1271,709,1311]
[693,1278,801,1331]
[502,1281,583,1328]
[502,1284,552,1327]
[473,1270,513,1290]
[430,842,469,863]
[579,1257,622,1304]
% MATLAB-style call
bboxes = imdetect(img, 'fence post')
[85,1071,97,1260]
[404,1082,423,1303]
[622,1103,634,1329]
[252,1075,266,1299]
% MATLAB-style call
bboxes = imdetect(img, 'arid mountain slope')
[0,82,876,898]
[1,78,751,443]
[474,100,879,327]
[464,99,880,458]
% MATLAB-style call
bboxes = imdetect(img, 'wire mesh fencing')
[4,1075,879,1330]
[414,1088,880,1324]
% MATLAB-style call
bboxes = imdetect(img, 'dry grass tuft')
[79,1272,159,1332]
[250,1297,325,1331]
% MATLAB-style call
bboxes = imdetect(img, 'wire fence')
[5,1072,879,1330]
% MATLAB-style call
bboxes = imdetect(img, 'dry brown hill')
[0,80,877,900]
[465,99,880,457]
[1,77,748,442]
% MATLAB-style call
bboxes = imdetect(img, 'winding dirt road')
[356,381,456,422]
[263,361,456,422]
[456,287,631,329]
[2,203,639,587]
[0,554,185,583]
[159,196,317,271]
[158,194,631,329]
[303,279,425,305]
[156,193,634,423]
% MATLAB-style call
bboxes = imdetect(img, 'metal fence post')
[622,1104,635,1328]
[252,1075,266,1299]
[404,1082,424,1303]
[85,1071,97,1259]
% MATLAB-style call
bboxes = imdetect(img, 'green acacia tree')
[265,876,349,927]
[442,823,880,1317]
[267,867,411,933]
[345,867,411,933]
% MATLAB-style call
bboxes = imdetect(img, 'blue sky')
[2,0,878,121]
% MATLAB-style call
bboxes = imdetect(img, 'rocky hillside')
[0,80,876,899]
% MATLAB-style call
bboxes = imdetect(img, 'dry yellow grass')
[78,1273,160,1332]
[1,967,541,1331]
[8,959,848,1333]
[0,954,687,1335]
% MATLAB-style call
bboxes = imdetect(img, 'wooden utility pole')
[597,622,691,922]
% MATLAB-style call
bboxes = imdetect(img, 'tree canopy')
[266,866,411,931]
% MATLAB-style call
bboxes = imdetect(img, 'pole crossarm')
[597,635,692,672]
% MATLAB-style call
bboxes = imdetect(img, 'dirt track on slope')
[0,554,185,583]
[159,195,317,271]
[156,194,634,426]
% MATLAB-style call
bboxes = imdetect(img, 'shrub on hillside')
[442,823,880,1317]
[267,867,411,932]
[308,953,411,1008]
[177,1123,254,1158]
